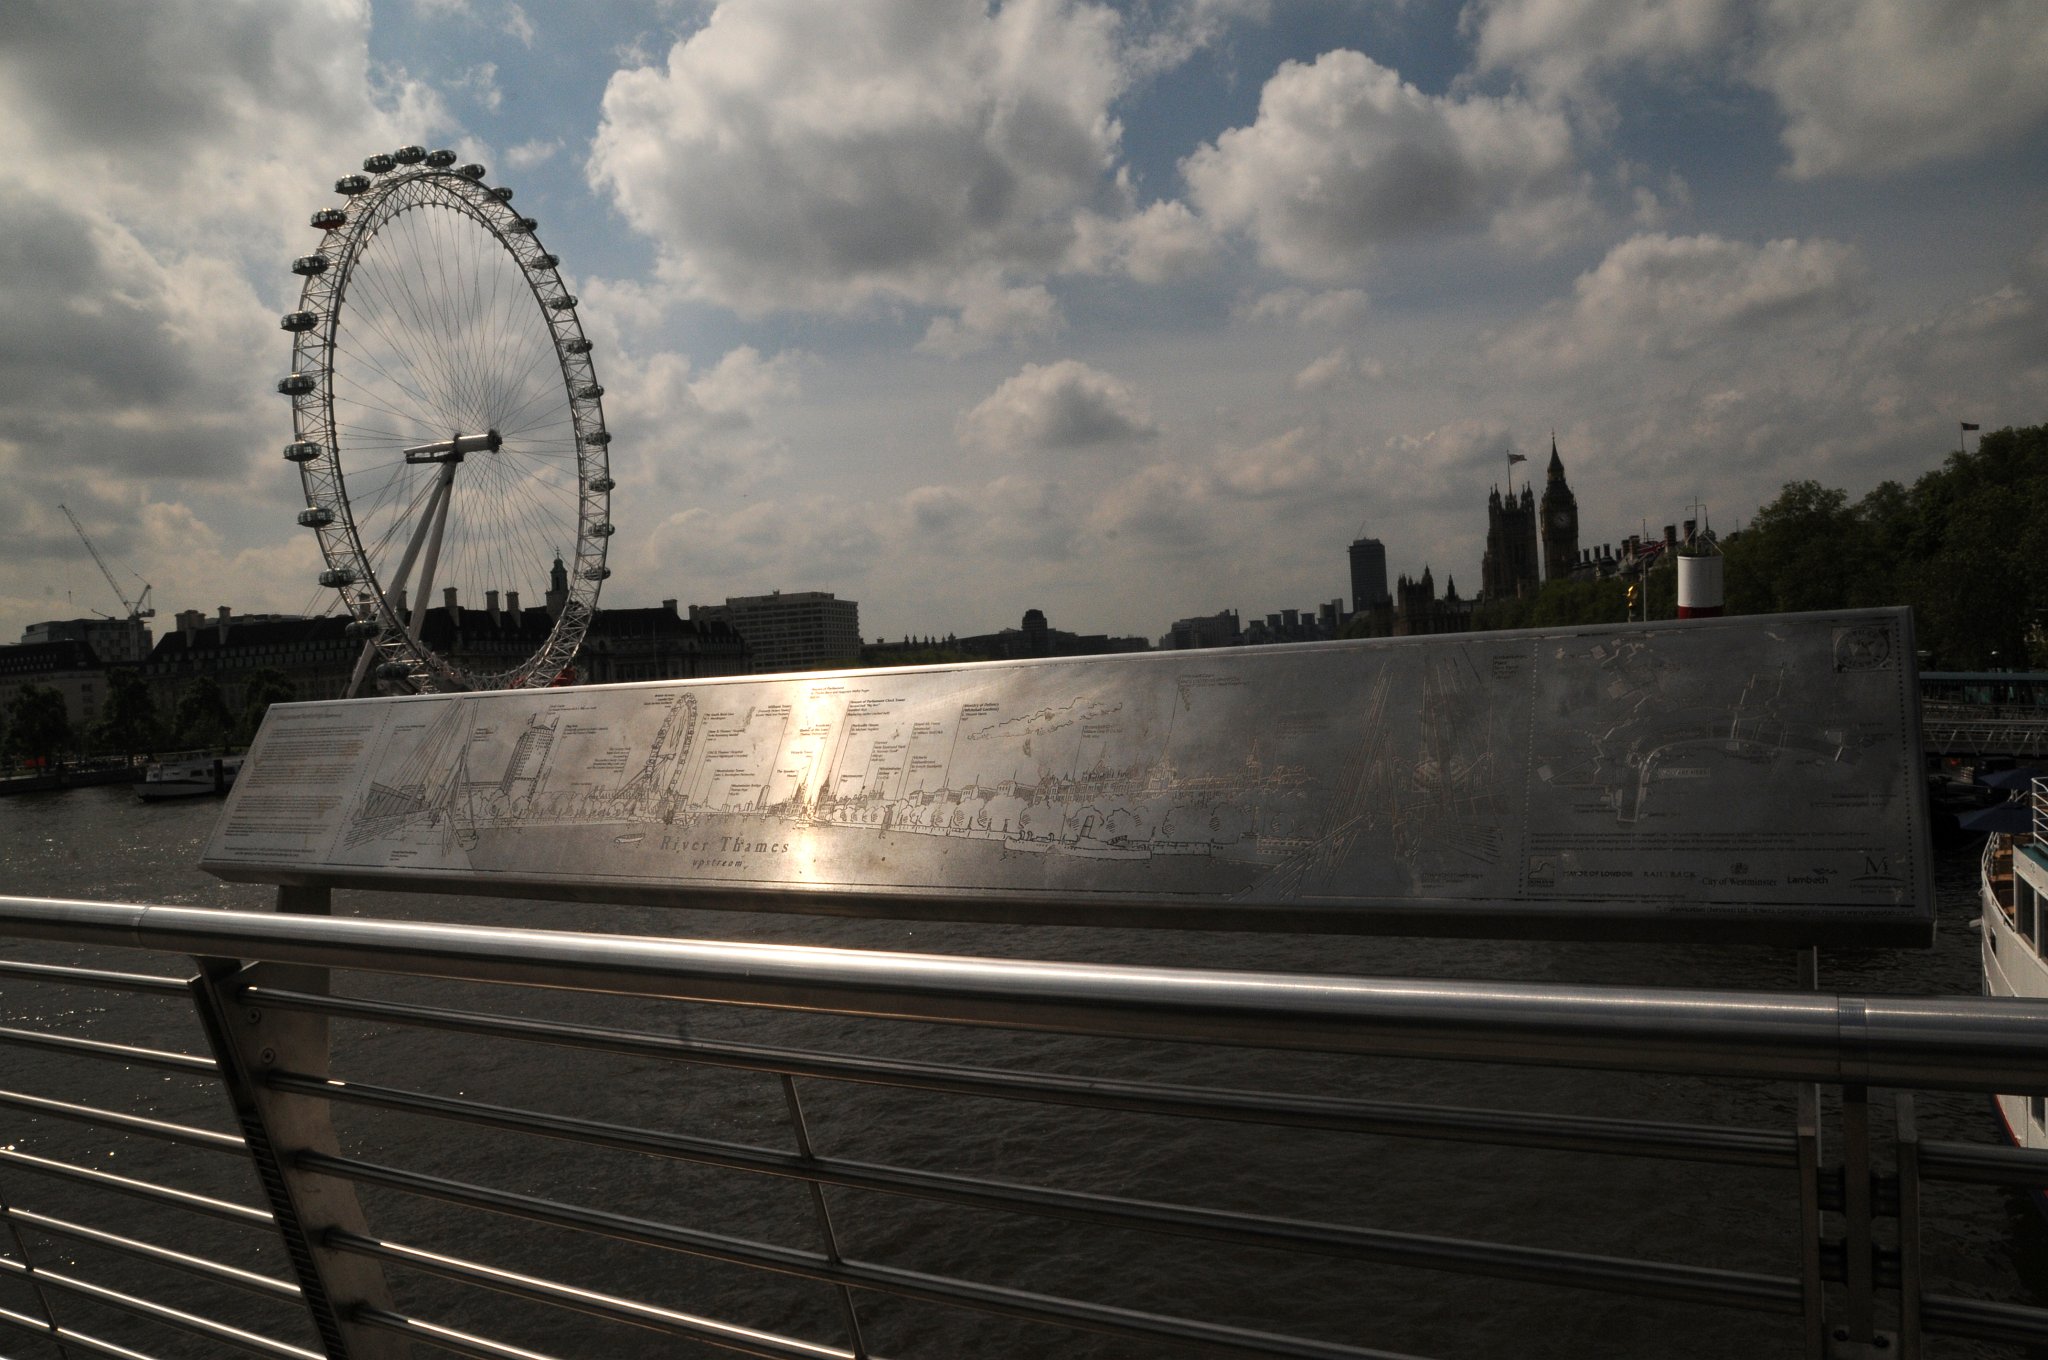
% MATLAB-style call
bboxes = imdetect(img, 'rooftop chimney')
[662,598,677,615]
[486,589,501,624]
[506,591,520,616]
[217,606,231,645]
[443,586,458,614]
[1663,524,1678,547]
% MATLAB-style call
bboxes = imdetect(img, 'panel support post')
[188,882,406,1358]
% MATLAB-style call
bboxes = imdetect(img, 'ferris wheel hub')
[402,430,503,463]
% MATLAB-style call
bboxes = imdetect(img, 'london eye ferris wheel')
[278,145,613,694]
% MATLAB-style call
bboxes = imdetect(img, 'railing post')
[0,1179,71,1359]
[186,883,407,1359]
[1797,947,1827,1358]
[1895,1093,1921,1360]
[780,1074,867,1358]
[1838,1082,1876,1350]
[1798,1081,1826,1357]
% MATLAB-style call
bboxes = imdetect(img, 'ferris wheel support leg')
[344,638,379,700]
[407,459,460,648]
[342,464,458,699]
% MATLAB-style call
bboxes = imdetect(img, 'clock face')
[1551,510,1571,528]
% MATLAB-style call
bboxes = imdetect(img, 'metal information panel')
[203,608,1932,944]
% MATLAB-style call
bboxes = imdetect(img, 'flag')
[1507,452,1528,464]
[1961,422,1980,431]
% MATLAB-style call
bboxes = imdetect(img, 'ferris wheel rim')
[280,152,612,693]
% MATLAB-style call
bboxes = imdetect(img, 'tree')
[170,677,234,750]
[5,686,73,767]
[96,667,161,758]
[240,669,297,742]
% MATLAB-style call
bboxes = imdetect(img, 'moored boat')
[136,753,243,801]
[1980,776,2048,1194]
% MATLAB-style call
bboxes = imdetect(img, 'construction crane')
[57,504,154,622]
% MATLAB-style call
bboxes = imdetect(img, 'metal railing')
[2,891,2047,1359]
[1918,709,2048,758]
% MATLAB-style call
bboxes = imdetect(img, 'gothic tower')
[1539,436,1580,583]
[1482,480,1540,600]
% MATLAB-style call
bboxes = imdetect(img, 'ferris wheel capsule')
[589,476,615,493]
[283,441,325,462]
[345,618,380,639]
[582,566,611,581]
[335,174,371,195]
[508,217,537,235]
[583,430,610,446]
[424,149,456,168]
[392,145,427,164]
[363,153,395,173]
[458,163,486,180]
[292,254,329,276]
[319,567,357,588]
[562,338,592,355]
[281,311,319,332]
[575,384,603,399]
[278,373,317,395]
[548,295,577,310]
[297,506,335,528]
[588,521,615,537]
[532,253,559,269]
[374,661,414,681]
[311,208,347,231]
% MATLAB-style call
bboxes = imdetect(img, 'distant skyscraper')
[689,590,861,674]
[1347,537,1390,613]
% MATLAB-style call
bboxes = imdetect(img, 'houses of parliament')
[1344,439,1581,637]
[1482,437,1580,600]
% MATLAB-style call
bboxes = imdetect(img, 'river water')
[0,785,2042,1359]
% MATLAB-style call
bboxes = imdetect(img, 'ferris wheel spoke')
[332,306,471,432]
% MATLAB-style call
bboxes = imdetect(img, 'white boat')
[136,753,243,801]
[1979,777,2048,1183]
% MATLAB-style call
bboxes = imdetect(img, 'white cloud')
[1292,347,1362,393]
[959,360,1158,451]
[449,62,502,112]
[505,137,562,170]
[502,2,535,47]
[1497,232,1867,369]
[917,282,1064,357]
[1470,0,2048,179]
[1181,49,1588,279]
[588,0,1134,314]
[1467,0,1738,101]
[1756,0,2048,179]
[599,344,804,493]
[1241,286,1372,329]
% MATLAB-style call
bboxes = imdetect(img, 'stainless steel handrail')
[245,983,1799,1165]
[5,894,2048,1091]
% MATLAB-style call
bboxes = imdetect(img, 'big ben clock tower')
[1540,436,1579,583]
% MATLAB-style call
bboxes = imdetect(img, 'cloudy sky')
[4,0,2046,648]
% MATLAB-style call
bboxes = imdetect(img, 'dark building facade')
[1347,537,1390,613]
[142,601,749,710]
[866,609,1149,665]
[1481,481,1540,600]
[1539,438,1580,583]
